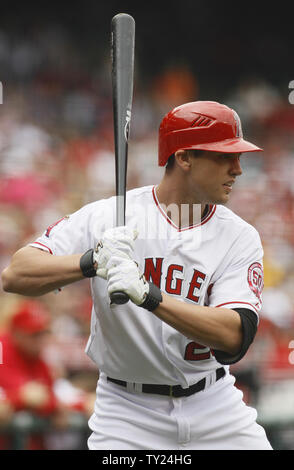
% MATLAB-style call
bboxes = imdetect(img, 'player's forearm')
[1,247,84,296]
[154,293,242,355]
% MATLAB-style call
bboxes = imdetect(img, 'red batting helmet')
[158,101,263,166]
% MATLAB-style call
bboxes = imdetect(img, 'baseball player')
[2,101,272,450]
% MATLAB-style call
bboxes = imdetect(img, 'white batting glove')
[94,226,138,279]
[107,256,163,311]
[107,257,148,305]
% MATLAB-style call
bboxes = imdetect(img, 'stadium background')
[0,1,293,449]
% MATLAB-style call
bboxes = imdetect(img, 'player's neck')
[155,180,207,229]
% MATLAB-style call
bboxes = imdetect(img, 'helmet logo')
[124,109,131,141]
[191,114,213,128]
[232,111,243,138]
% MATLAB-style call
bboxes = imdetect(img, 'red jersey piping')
[215,301,259,314]
[152,186,216,231]
[31,242,53,255]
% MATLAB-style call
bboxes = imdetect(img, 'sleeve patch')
[45,215,69,238]
[248,262,263,302]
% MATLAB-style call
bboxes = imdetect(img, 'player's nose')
[229,156,242,176]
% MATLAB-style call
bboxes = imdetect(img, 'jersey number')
[184,342,212,361]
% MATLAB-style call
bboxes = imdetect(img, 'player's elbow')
[218,333,242,357]
[1,247,42,296]
[1,263,24,294]
[1,267,39,296]
[227,335,243,356]
[1,258,31,296]
[215,317,243,357]
[1,266,16,293]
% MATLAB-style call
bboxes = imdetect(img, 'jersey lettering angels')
[30,185,263,387]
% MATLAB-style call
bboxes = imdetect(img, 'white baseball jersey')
[30,185,264,388]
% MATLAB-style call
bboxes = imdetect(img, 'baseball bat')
[110,13,135,305]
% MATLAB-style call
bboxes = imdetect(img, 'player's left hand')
[94,226,138,279]
[106,255,163,311]
[107,256,149,305]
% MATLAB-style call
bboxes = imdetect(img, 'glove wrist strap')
[80,249,97,278]
[139,282,162,311]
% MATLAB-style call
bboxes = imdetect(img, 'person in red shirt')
[0,300,57,448]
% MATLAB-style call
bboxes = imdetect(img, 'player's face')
[188,151,242,204]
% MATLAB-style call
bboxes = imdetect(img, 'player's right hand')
[94,226,138,279]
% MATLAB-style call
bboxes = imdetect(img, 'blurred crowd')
[0,25,294,449]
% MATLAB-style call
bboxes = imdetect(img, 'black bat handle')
[110,291,129,305]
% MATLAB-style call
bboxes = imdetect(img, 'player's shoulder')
[125,185,154,207]
[214,204,260,238]
[84,185,152,206]
[73,186,153,218]
[76,195,116,214]
[126,185,154,199]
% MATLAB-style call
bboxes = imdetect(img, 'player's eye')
[218,154,228,160]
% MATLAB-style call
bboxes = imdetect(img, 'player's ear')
[174,150,191,172]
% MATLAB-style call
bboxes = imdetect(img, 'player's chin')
[211,191,230,205]
[204,188,231,205]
